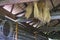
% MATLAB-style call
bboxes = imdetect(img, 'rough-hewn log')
[0,7,16,19]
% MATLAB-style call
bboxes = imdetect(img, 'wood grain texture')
[0,0,38,6]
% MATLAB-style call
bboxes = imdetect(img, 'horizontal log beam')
[0,0,38,6]
[0,7,16,19]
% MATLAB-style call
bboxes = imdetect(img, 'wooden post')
[15,22,18,40]
[34,31,38,40]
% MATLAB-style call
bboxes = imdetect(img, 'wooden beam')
[15,10,25,16]
[0,7,16,19]
[0,0,38,6]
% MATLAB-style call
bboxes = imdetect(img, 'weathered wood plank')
[0,0,38,6]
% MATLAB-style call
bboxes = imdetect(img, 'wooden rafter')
[0,7,16,19]
[10,4,14,13]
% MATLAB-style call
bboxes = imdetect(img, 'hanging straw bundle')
[34,0,51,23]
[42,0,51,23]
[25,0,51,24]
[33,1,43,21]
[25,3,33,19]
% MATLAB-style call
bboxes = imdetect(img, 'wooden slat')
[0,0,38,6]
[0,7,16,19]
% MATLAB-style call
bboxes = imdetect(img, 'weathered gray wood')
[0,0,38,6]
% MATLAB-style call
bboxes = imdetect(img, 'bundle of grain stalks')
[25,3,33,19]
[25,0,51,24]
